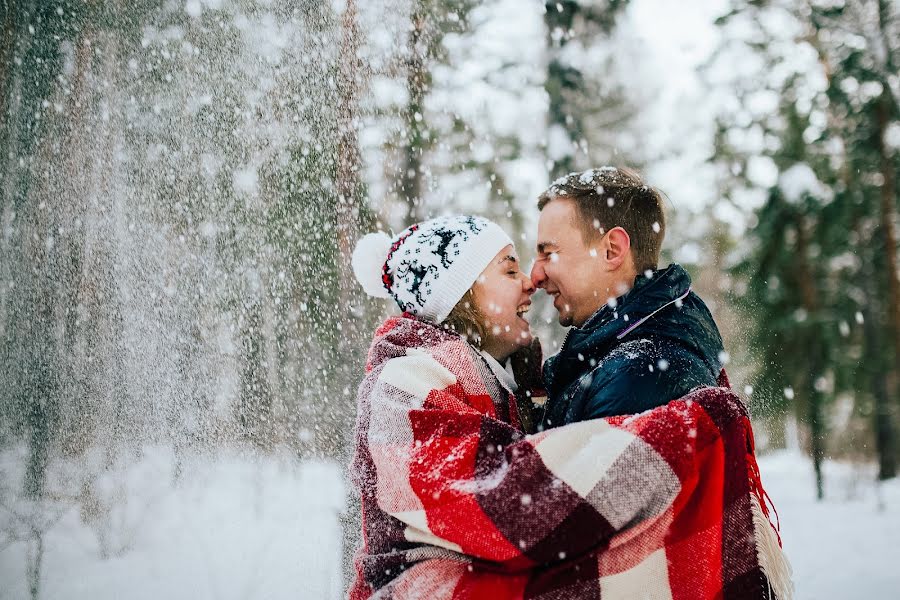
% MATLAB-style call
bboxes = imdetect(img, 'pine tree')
[0,0,94,500]
[544,0,632,178]
[372,0,475,225]
[712,0,900,493]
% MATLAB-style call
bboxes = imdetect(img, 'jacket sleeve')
[362,349,709,569]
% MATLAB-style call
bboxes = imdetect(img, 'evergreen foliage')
[712,0,900,493]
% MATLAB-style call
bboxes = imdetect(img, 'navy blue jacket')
[541,264,725,427]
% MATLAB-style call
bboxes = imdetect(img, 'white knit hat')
[352,215,513,323]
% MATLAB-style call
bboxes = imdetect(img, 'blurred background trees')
[0,0,898,594]
[709,0,900,495]
[544,0,635,178]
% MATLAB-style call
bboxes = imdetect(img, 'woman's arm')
[361,350,726,569]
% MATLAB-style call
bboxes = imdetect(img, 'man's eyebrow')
[536,241,559,254]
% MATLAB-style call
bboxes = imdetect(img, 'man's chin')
[558,314,574,327]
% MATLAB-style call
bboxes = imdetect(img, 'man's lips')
[547,291,570,314]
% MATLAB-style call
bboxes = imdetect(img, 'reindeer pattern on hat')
[382,215,495,318]
[393,260,438,311]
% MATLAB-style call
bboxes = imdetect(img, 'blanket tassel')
[745,417,794,600]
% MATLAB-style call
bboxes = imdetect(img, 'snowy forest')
[1,0,898,598]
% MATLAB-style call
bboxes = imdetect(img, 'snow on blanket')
[349,315,792,599]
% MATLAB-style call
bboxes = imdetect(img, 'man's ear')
[604,227,631,270]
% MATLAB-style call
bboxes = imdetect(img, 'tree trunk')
[400,7,427,223]
[334,0,374,452]
[877,0,900,112]
[876,93,900,363]
[336,0,362,299]
[544,1,579,178]
[336,0,369,591]
[875,0,899,466]
[238,301,273,450]
[337,0,363,236]
[26,530,44,600]
[865,305,897,480]
[0,1,16,156]
[874,90,899,480]
[795,219,826,499]
[0,5,23,351]
[23,372,54,499]
[18,0,74,502]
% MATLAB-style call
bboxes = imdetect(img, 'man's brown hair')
[537,167,666,273]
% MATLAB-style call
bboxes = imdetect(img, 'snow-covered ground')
[1,446,897,599]
[758,450,900,599]
[0,447,345,600]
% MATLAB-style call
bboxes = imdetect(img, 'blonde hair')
[442,288,487,347]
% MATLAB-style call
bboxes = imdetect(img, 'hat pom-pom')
[352,232,393,298]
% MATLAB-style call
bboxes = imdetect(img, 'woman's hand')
[509,337,546,433]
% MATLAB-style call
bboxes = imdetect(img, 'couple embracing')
[347,168,792,600]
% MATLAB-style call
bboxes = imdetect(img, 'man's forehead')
[539,198,579,225]
[537,201,576,234]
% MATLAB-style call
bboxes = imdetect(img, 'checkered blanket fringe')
[349,315,792,599]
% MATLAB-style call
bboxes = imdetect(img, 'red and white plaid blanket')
[349,315,792,599]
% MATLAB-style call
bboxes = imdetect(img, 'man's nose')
[530,261,546,289]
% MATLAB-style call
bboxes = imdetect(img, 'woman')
[348,215,539,594]
[348,216,790,600]
[349,214,539,426]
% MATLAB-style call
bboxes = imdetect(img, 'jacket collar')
[577,264,692,335]
[544,264,696,395]
[567,263,691,342]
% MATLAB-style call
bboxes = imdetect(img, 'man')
[531,166,727,427]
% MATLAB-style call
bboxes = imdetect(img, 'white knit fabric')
[479,350,518,394]
[355,216,512,323]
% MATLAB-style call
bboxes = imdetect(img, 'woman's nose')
[521,272,535,295]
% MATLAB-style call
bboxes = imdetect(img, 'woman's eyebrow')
[499,255,518,265]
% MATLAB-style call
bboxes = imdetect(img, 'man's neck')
[576,272,637,327]
[605,269,638,309]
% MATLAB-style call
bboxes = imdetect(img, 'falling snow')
[1,0,896,598]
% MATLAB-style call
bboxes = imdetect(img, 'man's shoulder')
[623,279,725,378]
[583,337,671,388]
[604,335,717,382]
[577,337,718,420]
